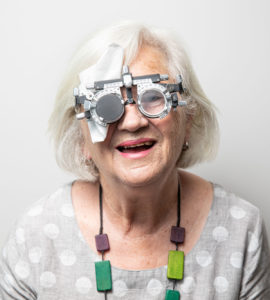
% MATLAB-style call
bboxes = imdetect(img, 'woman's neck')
[99,168,179,238]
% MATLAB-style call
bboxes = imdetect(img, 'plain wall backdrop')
[0,0,269,248]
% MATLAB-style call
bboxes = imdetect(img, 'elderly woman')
[1,21,269,300]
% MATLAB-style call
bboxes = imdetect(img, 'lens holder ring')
[137,83,171,119]
[90,87,124,126]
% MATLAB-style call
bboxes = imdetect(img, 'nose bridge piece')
[121,83,137,106]
[124,98,136,105]
[122,65,137,105]
[117,98,148,131]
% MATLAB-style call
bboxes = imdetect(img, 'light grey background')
[0,0,269,248]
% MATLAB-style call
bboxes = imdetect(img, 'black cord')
[99,184,103,235]
[99,184,106,264]
[99,181,182,295]
[99,184,108,300]
[176,181,181,227]
[173,279,176,290]
[173,180,181,291]
[175,180,181,253]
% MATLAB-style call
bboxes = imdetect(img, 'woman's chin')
[112,164,167,188]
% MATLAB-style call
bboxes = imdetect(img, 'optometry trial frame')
[74,65,187,127]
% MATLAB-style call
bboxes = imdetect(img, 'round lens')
[140,89,165,116]
[96,94,124,123]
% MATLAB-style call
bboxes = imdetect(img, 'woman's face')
[81,45,189,186]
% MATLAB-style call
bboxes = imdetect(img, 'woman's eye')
[150,96,163,102]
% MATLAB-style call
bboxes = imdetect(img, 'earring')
[182,141,189,151]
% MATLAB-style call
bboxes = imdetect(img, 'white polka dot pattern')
[7,244,17,260]
[181,276,195,293]
[43,224,60,239]
[113,280,128,297]
[15,260,30,279]
[247,232,259,252]
[216,189,226,198]
[40,272,56,288]
[59,250,77,266]
[27,204,43,217]
[29,247,42,263]
[75,277,92,294]
[146,278,163,296]
[230,252,243,268]
[61,204,74,217]
[196,250,212,267]
[212,226,229,242]
[230,206,246,219]
[3,183,264,299]
[15,228,25,244]
[50,188,64,200]
[214,276,229,293]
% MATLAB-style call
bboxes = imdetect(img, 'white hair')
[48,20,219,181]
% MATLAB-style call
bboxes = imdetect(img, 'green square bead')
[167,250,184,280]
[165,289,180,300]
[95,260,112,291]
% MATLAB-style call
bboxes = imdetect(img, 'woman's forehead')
[129,45,168,76]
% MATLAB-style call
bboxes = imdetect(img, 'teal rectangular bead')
[95,260,112,291]
[165,289,180,300]
[167,250,184,280]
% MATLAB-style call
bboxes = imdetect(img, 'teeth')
[122,141,153,149]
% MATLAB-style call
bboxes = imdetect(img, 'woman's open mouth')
[117,141,155,153]
[116,139,156,158]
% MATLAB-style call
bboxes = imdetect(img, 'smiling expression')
[80,45,189,187]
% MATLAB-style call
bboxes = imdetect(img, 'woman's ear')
[80,118,93,160]
[80,140,92,160]
[82,147,92,160]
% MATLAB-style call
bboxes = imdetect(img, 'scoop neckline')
[66,180,218,273]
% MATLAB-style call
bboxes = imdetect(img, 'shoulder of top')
[13,182,73,229]
[2,183,74,255]
[213,183,261,219]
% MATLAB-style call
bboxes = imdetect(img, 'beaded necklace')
[94,182,185,300]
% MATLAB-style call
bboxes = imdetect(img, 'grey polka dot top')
[0,183,270,299]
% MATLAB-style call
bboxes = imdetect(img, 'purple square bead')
[95,234,110,252]
[170,226,185,244]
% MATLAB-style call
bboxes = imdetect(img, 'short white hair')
[48,20,219,181]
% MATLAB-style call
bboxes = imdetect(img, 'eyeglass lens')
[140,89,166,115]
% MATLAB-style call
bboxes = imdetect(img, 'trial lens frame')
[74,66,187,126]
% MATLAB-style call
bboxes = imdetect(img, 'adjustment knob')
[76,112,86,120]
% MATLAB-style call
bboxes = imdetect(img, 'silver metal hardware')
[178,101,187,106]
[123,74,132,88]
[176,74,182,84]
[122,65,129,74]
[76,112,86,120]
[73,87,79,96]
[160,74,169,81]
[86,83,95,89]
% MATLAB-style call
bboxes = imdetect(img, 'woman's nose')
[117,103,149,132]
[117,86,149,132]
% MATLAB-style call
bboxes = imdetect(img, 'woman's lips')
[116,138,156,148]
[116,138,156,159]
